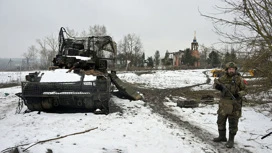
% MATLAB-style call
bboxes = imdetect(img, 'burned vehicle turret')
[17,27,142,114]
[52,27,116,72]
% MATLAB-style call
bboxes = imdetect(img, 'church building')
[191,32,200,67]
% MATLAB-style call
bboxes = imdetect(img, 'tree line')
[22,25,240,71]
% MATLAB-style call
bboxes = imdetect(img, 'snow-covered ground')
[0,87,212,153]
[0,69,271,153]
[0,71,30,84]
[164,100,272,153]
[117,69,207,89]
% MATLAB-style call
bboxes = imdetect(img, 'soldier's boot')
[213,130,227,142]
[226,133,235,148]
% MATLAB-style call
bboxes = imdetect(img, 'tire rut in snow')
[135,71,253,153]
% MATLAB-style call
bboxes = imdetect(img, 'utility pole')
[5,58,13,71]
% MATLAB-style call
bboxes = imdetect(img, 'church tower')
[191,31,200,67]
[191,31,198,51]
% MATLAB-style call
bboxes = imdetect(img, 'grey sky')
[0,0,223,58]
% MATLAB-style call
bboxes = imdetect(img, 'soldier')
[213,62,247,148]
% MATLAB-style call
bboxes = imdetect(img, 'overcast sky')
[0,0,224,58]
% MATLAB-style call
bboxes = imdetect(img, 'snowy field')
[117,69,207,89]
[0,71,30,84]
[0,69,272,153]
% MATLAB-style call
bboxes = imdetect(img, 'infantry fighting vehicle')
[16,27,142,114]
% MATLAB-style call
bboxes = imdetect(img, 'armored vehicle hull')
[20,74,111,113]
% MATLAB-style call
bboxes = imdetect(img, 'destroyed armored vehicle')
[16,27,142,114]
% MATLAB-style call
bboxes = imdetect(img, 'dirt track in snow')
[132,71,253,153]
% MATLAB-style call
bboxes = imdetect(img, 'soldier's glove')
[214,79,226,91]
[238,91,246,97]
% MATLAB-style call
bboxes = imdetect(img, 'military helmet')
[225,62,237,70]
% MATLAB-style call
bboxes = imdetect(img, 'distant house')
[173,50,185,66]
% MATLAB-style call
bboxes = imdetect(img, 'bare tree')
[30,34,59,70]
[36,38,51,69]
[89,25,107,36]
[79,25,108,37]
[201,0,272,87]
[80,30,88,37]
[46,35,58,66]
[46,35,58,52]
[23,45,38,70]
[118,34,143,68]
[65,27,78,37]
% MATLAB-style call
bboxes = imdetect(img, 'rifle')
[214,79,242,108]
[221,84,237,100]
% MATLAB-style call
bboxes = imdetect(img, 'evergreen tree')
[140,53,145,67]
[224,52,231,64]
[230,48,237,62]
[182,48,195,66]
[207,51,220,68]
[154,50,160,68]
[147,56,154,68]
[162,50,171,66]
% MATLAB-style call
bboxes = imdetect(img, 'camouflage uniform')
[213,62,247,148]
